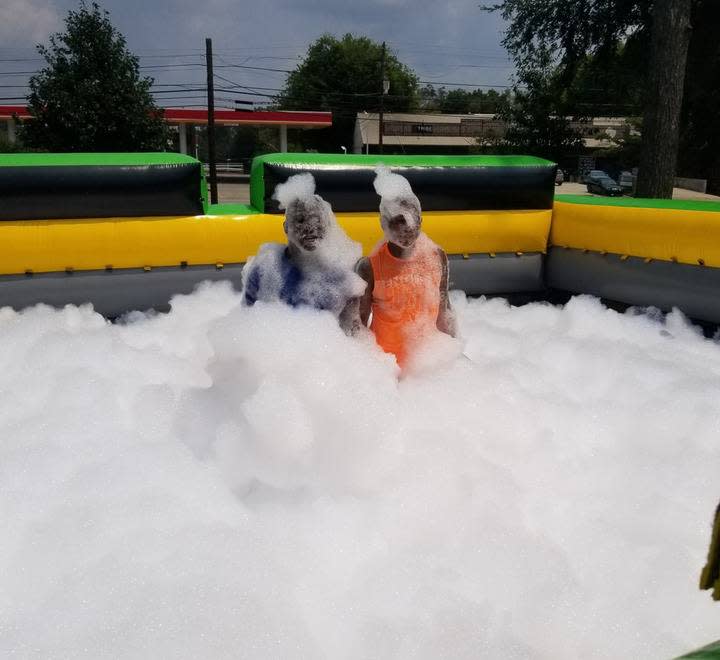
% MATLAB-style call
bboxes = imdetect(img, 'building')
[164,109,331,154]
[354,112,634,154]
[354,112,505,154]
[0,106,332,153]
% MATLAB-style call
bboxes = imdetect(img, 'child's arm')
[338,297,362,336]
[436,249,457,337]
[700,502,720,599]
[356,257,374,327]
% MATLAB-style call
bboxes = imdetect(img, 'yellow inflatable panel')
[338,209,551,256]
[551,201,720,267]
[0,209,551,275]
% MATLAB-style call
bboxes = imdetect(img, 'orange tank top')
[369,236,442,369]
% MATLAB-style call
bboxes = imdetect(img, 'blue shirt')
[243,245,349,313]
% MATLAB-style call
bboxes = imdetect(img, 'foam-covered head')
[373,167,422,249]
[274,173,333,252]
[271,172,362,278]
[284,196,333,252]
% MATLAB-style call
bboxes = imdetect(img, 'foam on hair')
[273,172,316,210]
[373,166,416,200]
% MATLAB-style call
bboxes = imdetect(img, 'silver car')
[619,171,633,194]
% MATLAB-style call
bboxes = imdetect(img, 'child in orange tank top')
[356,168,457,370]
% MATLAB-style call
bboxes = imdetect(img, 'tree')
[418,84,446,112]
[565,41,645,118]
[635,0,692,197]
[276,34,419,152]
[439,88,509,115]
[418,85,509,115]
[678,0,720,194]
[497,54,585,162]
[484,0,691,198]
[22,1,168,152]
[596,117,644,172]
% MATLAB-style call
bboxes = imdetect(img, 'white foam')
[272,171,316,211]
[373,166,416,201]
[0,286,717,659]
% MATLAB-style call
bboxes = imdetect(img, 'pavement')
[217,183,250,204]
[555,181,720,201]
[217,181,720,205]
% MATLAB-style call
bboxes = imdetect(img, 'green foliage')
[22,1,168,151]
[276,34,419,151]
[482,0,651,80]
[566,38,646,117]
[436,88,509,115]
[595,117,643,169]
[418,84,444,111]
[0,133,22,153]
[497,54,585,161]
[485,0,720,195]
[481,1,654,162]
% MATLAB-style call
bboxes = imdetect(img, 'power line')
[215,63,293,74]
[419,80,513,88]
[139,63,204,70]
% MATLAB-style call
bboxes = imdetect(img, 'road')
[555,181,720,201]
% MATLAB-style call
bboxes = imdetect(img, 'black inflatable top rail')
[0,153,206,221]
[251,153,557,213]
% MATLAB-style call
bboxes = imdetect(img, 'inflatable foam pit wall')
[550,194,720,324]
[0,152,207,221]
[251,153,556,213]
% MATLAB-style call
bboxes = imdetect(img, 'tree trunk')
[636,0,692,198]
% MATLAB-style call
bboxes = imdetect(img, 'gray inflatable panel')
[0,252,545,318]
[448,252,545,295]
[0,264,245,318]
[546,247,720,323]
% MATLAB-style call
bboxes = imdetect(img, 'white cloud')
[0,0,60,47]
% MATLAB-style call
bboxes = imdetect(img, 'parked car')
[587,174,624,196]
[583,169,606,184]
[555,168,564,186]
[618,170,633,194]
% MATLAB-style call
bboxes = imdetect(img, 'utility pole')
[205,37,218,205]
[378,41,386,155]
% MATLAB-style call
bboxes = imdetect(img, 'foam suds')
[0,286,717,658]
[373,166,417,204]
[273,171,317,211]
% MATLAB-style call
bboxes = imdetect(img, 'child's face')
[381,197,421,249]
[285,197,329,252]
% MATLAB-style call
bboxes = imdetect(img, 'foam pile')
[0,286,718,659]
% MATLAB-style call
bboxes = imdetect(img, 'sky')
[0,0,515,109]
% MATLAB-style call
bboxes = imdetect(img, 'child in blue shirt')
[242,173,365,335]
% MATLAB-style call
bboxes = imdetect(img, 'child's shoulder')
[256,242,286,258]
[416,233,447,259]
[249,242,287,269]
[368,240,388,259]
